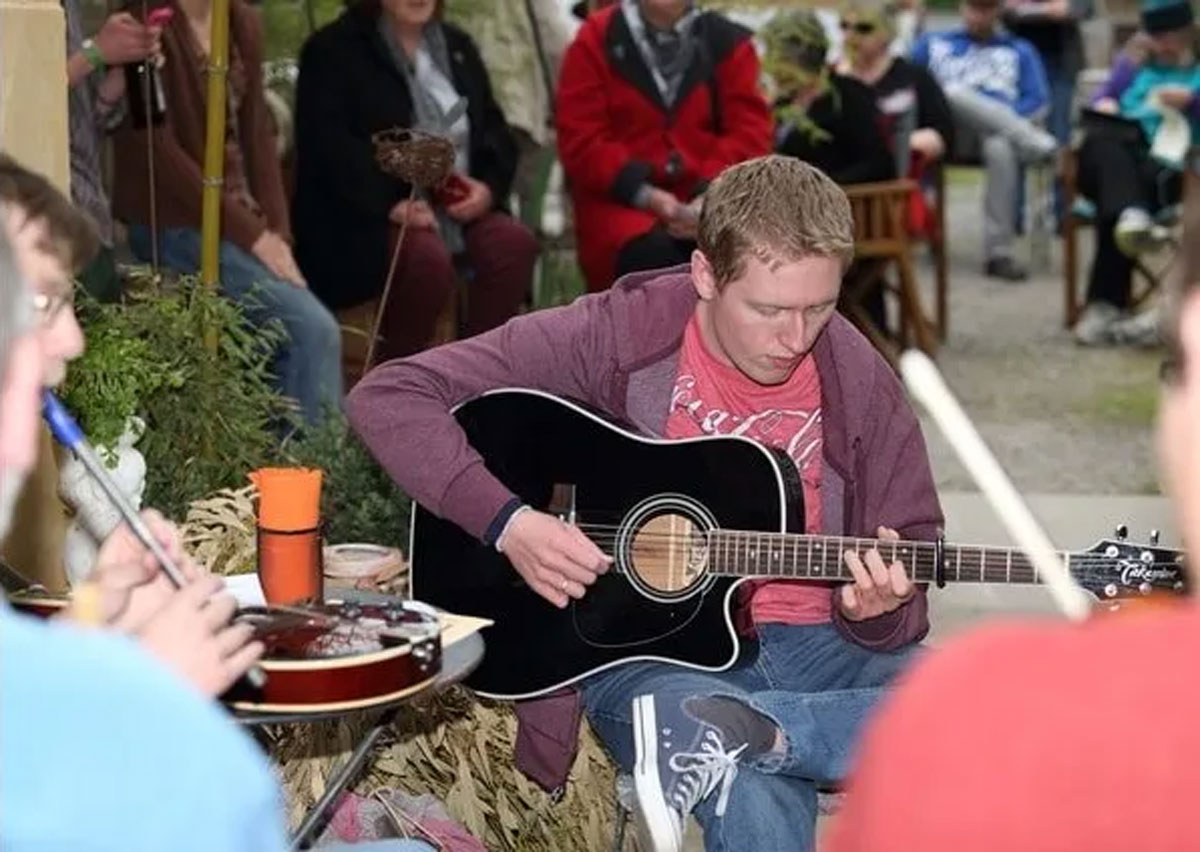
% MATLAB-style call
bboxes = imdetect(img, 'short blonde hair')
[697,155,854,287]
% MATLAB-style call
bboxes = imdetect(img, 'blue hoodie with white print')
[911,28,1049,118]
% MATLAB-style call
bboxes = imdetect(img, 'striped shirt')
[64,0,118,247]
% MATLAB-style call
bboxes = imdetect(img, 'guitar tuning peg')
[1150,529,1161,545]
[1115,524,1128,540]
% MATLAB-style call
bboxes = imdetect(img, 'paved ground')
[905,171,1179,632]
[913,171,1166,497]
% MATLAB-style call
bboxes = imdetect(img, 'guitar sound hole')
[629,513,709,596]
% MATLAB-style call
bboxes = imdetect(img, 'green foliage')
[61,299,180,451]
[281,411,412,550]
[66,270,415,550]
[259,0,344,62]
[68,272,296,521]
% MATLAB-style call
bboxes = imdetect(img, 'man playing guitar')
[349,154,944,852]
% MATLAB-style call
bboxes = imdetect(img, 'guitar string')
[573,520,1175,553]
[568,537,1180,583]
[571,528,1177,566]
[573,526,1176,555]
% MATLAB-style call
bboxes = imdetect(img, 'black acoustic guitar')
[411,389,1188,700]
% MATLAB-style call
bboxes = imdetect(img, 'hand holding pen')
[43,391,267,695]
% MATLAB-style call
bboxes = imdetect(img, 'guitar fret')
[711,531,1094,589]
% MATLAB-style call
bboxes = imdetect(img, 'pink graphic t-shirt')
[665,314,832,627]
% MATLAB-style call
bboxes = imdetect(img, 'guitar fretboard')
[707,530,1066,586]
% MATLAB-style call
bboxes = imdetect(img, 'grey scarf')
[379,19,466,254]
[622,0,701,107]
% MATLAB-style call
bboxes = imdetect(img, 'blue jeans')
[582,623,920,851]
[127,226,343,425]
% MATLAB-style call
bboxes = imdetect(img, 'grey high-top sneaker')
[631,694,747,852]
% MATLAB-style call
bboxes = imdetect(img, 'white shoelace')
[666,729,747,819]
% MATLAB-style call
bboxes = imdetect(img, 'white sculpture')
[61,417,148,586]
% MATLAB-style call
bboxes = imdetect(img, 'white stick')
[899,350,1092,621]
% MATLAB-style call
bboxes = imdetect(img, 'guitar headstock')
[1073,526,1189,603]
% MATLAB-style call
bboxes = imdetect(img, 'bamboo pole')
[199,0,232,352]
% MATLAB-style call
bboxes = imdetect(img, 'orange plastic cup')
[249,467,324,605]
[248,467,323,531]
[257,526,323,606]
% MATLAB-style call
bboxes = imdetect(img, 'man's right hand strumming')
[497,509,612,608]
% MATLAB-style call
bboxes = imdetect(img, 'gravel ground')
[914,173,1167,495]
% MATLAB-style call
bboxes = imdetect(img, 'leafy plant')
[67,271,296,520]
[282,410,412,550]
[61,299,180,451]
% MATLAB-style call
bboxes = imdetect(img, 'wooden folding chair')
[841,179,939,362]
[928,163,950,340]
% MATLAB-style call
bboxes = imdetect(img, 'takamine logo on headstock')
[1078,526,1189,603]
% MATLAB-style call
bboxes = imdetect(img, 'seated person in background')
[64,0,163,303]
[766,8,897,338]
[838,0,955,185]
[912,0,1057,281]
[555,0,772,291]
[1071,0,1200,347]
[765,9,897,186]
[293,0,538,362]
[111,0,342,427]
[828,179,1200,852]
[1003,0,1095,227]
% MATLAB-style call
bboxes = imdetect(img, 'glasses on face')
[840,19,878,34]
[32,290,73,327]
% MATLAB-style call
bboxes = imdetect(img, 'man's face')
[0,206,85,539]
[1149,27,1194,63]
[961,1,1000,37]
[842,12,891,64]
[381,0,436,28]
[5,207,83,387]
[691,249,842,385]
[639,0,690,26]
